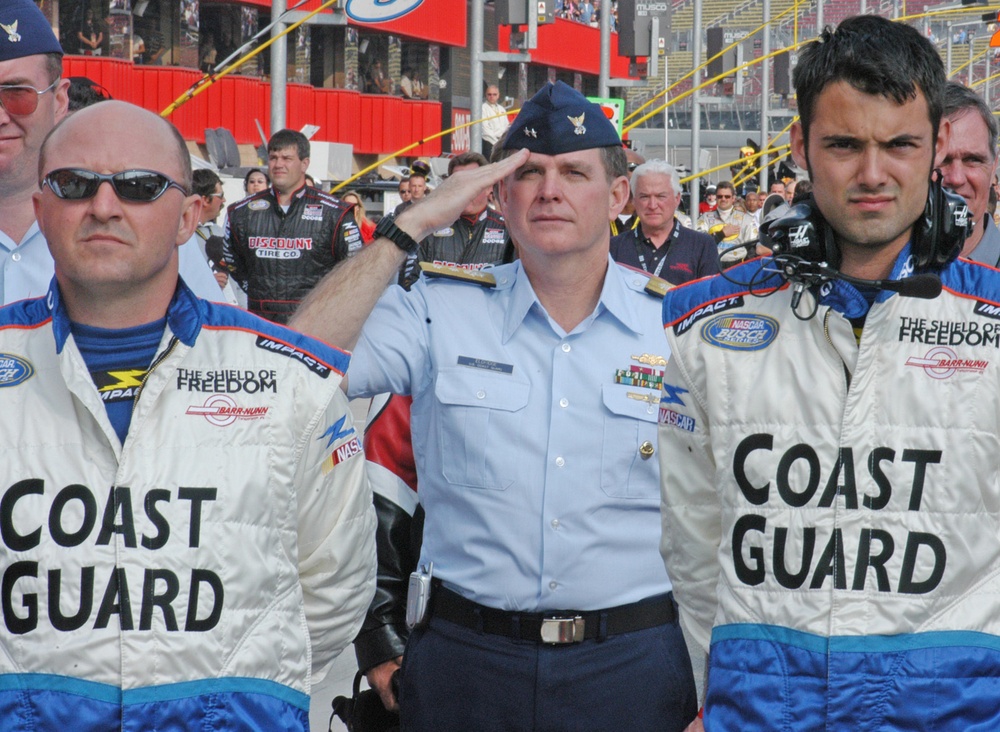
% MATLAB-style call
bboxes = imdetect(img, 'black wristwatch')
[375,216,420,254]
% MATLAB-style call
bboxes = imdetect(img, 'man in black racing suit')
[224,129,362,323]
[399,152,513,288]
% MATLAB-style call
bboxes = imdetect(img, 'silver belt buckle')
[540,616,585,644]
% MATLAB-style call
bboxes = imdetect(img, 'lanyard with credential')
[632,222,678,278]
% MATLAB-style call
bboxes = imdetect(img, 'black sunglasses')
[42,168,189,203]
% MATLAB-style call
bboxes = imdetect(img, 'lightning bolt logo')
[319,415,355,449]
[98,369,147,392]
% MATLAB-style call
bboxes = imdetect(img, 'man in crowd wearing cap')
[611,160,720,286]
[292,81,697,730]
[940,81,1000,267]
[224,128,362,323]
[695,180,757,253]
[0,99,375,730]
[0,0,237,306]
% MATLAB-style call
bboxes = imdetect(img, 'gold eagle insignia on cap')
[567,112,586,135]
[0,20,20,43]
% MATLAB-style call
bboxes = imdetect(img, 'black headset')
[760,173,971,270]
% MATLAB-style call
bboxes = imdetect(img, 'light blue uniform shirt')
[0,223,54,305]
[348,258,672,612]
[1,221,233,306]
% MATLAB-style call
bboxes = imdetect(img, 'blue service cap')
[503,81,620,155]
[0,0,63,63]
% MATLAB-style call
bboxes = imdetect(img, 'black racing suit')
[399,207,512,289]
[224,185,361,323]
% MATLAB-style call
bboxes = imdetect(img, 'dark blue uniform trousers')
[398,609,697,731]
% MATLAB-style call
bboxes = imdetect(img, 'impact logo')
[0,353,34,387]
[345,0,424,22]
[93,368,147,403]
[186,394,269,426]
[905,346,988,379]
[974,300,1000,321]
[673,296,744,336]
[701,313,779,351]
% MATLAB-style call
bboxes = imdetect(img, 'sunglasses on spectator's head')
[42,169,189,203]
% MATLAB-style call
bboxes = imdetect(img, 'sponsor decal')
[658,406,696,432]
[701,313,779,351]
[176,368,277,394]
[322,436,363,474]
[320,415,355,448]
[482,229,506,244]
[0,353,34,387]
[302,204,323,221]
[728,433,945,595]
[248,236,314,251]
[905,346,988,379]
[248,199,270,210]
[433,227,455,237]
[673,296,744,336]
[974,300,1000,320]
[432,260,492,271]
[91,368,148,403]
[898,316,1000,348]
[186,394,269,427]
[255,336,332,378]
[345,0,423,23]
[972,300,1000,320]
[457,356,514,374]
[660,383,689,406]
[0,481,223,634]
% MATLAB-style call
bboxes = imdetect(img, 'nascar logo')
[0,353,33,387]
[701,313,779,351]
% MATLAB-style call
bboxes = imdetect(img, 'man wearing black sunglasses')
[0,0,69,305]
[1,99,376,730]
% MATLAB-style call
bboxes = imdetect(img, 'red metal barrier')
[62,56,442,157]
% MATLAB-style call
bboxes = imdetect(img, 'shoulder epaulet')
[644,275,674,299]
[419,262,496,287]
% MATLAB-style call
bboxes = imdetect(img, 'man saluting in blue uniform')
[292,82,698,730]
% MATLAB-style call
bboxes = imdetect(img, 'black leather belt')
[429,586,676,645]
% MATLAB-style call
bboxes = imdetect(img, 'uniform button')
[633,278,644,287]
[555,456,565,467]
[11,252,20,262]
[549,581,558,590]
[551,518,560,528]
[647,403,656,414]
[559,398,569,408]
[561,343,571,353]
[476,389,486,399]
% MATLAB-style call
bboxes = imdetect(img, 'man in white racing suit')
[660,15,1000,730]
[0,101,376,730]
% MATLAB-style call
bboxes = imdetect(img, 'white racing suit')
[659,246,1000,729]
[0,280,376,731]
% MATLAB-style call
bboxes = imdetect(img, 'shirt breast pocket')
[434,367,530,490]
[600,383,660,499]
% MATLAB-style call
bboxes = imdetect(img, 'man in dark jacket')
[224,129,361,323]
[611,160,720,285]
